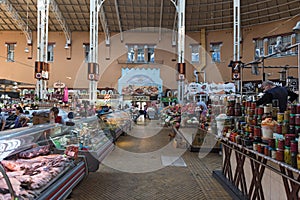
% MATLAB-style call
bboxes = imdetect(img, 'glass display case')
[0,124,88,200]
[98,110,132,141]
[49,116,115,172]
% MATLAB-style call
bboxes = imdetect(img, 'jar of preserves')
[276,123,282,134]
[290,104,297,114]
[277,113,284,123]
[296,114,300,126]
[284,111,290,121]
[276,149,284,162]
[268,138,276,149]
[297,104,300,114]
[284,147,291,165]
[282,120,289,135]
[254,126,261,137]
[290,114,296,125]
[278,139,285,150]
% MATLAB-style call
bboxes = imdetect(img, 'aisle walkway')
[70,120,231,200]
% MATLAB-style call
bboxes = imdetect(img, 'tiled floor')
[69,120,232,200]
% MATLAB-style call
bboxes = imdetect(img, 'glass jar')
[290,114,296,125]
[276,149,284,162]
[284,147,291,165]
[276,123,282,134]
[296,114,300,126]
[277,113,284,123]
[282,120,289,135]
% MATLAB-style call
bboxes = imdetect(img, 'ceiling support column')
[174,0,186,104]
[35,0,50,100]
[89,0,106,104]
[233,0,241,93]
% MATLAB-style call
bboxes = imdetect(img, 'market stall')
[50,116,115,172]
[0,124,88,200]
[98,110,132,142]
[213,97,300,199]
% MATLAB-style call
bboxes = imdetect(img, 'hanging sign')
[231,61,241,80]
[53,82,66,88]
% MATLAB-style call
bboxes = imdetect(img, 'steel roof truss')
[49,0,71,45]
[0,0,32,44]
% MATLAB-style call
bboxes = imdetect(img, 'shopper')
[197,101,208,122]
[14,106,29,128]
[256,81,298,112]
[50,107,63,124]
[143,105,148,120]
[0,108,6,131]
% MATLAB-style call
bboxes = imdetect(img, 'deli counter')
[0,115,116,199]
[0,124,88,200]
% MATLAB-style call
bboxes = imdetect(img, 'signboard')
[132,96,150,101]
[231,61,241,80]
[53,82,66,88]
[186,82,235,95]
[122,85,159,96]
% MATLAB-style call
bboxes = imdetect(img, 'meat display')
[18,145,50,159]
[0,154,72,199]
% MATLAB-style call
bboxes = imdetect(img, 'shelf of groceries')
[214,94,300,199]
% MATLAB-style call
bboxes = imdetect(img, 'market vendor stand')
[173,125,220,152]
[0,124,88,200]
[213,138,300,199]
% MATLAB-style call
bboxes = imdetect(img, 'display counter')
[173,125,220,152]
[0,124,88,200]
[98,110,132,141]
[49,116,115,172]
[214,138,300,199]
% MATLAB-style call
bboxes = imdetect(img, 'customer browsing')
[256,81,298,112]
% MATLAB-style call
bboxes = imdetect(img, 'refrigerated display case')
[98,110,132,141]
[0,124,88,200]
[50,116,115,172]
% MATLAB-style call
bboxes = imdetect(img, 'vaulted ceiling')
[0,0,299,33]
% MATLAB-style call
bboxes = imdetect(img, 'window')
[254,39,264,60]
[190,44,200,63]
[147,47,155,63]
[267,35,292,56]
[295,33,300,54]
[210,43,221,63]
[267,37,277,55]
[281,35,292,55]
[6,43,15,62]
[84,43,90,62]
[127,46,135,62]
[137,47,144,62]
[47,43,54,62]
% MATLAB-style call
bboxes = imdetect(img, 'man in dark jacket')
[256,81,298,112]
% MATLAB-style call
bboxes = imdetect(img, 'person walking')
[256,81,298,112]
[0,108,6,131]
[14,106,29,128]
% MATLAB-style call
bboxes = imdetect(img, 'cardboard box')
[33,115,50,125]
